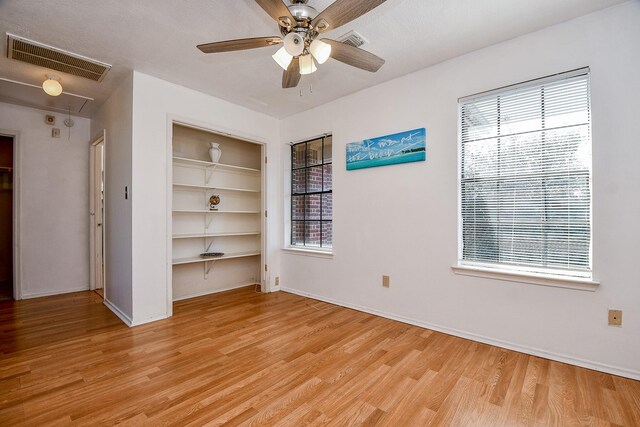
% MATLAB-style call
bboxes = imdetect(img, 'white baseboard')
[20,285,90,300]
[106,282,260,328]
[173,281,259,302]
[104,301,168,327]
[281,287,640,381]
[103,298,133,327]
[131,313,169,327]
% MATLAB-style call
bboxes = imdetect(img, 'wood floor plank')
[0,288,638,426]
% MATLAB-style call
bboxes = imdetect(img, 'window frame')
[288,135,333,253]
[454,68,598,289]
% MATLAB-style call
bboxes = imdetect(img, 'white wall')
[91,73,134,322]
[130,72,280,325]
[0,102,91,298]
[279,2,640,379]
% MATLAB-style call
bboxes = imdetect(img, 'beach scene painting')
[346,128,426,170]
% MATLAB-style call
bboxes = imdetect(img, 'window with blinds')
[458,69,592,278]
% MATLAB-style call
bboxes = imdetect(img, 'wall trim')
[131,313,168,327]
[451,264,599,291]
[104,297,133,327]
[172,281,259,302]
[281,287,640,381]
[21,285,89,299]
[128,283,260,326]
[282,247,334,259]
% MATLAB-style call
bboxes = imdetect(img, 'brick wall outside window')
[291,136,332,248]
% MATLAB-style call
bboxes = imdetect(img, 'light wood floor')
[0,288,638,426]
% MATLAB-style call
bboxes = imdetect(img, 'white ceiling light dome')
[272,46,293,70]
[42,75,62,96]
[283,32,305,57]
[309,39,331,64]
[299,54,317,75]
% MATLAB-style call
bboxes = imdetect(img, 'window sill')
[451,264,599,292]
[283,247,333,259]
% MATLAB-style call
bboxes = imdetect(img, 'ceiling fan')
[197,0,388,89]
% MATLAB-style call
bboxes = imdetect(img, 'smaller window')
[290,136,332,249]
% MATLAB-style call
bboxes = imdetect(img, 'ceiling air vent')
[337,30,368,48]
[6,34,111,82]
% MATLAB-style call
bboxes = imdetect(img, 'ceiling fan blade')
[323,39,385,72]
[255,0,296,28]
[197,36,282,54]
[282,57,301,88]
[311,0,388,33]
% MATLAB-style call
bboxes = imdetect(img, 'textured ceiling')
[0,0,626,118]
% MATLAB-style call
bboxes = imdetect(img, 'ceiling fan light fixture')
[42,74,63,97]
[283,32,305,57]
[195,0,388,89]
[309,39,331,64]
[272,47,293,70]
[299,54,317,75]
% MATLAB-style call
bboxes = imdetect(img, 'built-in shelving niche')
[171,124,263,301]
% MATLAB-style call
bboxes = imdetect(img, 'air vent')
[337,30,368,48]
[7,34,111,82]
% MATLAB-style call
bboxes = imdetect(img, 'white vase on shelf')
[209,142,222,163]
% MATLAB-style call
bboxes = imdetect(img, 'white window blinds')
[459,69,592,277]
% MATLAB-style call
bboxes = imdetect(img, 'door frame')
[89,132,106,297]
[0,129,20,300]
[165,115,270,318]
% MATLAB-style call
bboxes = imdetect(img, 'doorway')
[0,135,13,300]
[89,135,105,298]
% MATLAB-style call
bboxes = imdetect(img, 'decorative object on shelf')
[346,128,426,171]
[200,252,225,258]
[209,194,221,211]
[209,142,222,163]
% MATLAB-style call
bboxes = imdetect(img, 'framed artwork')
[346,128,426,170]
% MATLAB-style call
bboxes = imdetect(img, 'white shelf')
[173,156,260,173]
[173,210,261,214]
[173,183,259,193]
[173,232,260,239]
[172,251,261,265]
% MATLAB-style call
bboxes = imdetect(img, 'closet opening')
[168,121,267,313]
[0,134,14,301]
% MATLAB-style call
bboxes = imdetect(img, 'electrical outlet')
[608,309,622,326]
[382,275,390,288]
[275,276,280,287]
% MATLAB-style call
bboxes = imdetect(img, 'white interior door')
[89,133,105,292]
